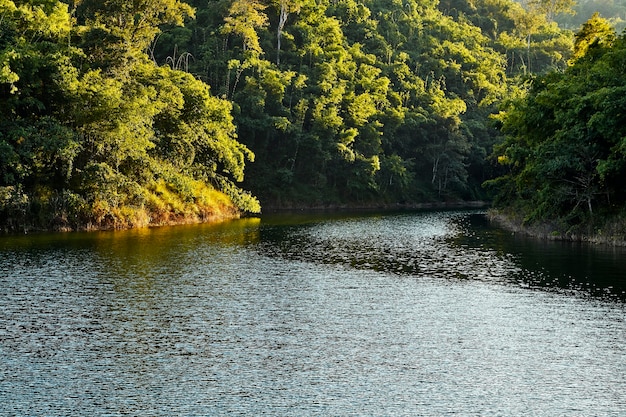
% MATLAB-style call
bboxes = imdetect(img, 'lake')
[1,210,625,416]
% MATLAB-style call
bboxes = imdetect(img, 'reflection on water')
[0,211,625,416]
[258,211,626,300]
[257,211,521,282]
[451,213,626,299]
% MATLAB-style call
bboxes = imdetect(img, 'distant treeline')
[557,0,626,31]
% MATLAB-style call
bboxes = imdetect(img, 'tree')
[222,0,268,55]
[571,12,615,62]
[528,0,576,22]
[274,0,303,65]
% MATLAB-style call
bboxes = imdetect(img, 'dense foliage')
[0,0,259,231]
[151,0,572,207]
[488,15,626,236]
[5,0,623,234]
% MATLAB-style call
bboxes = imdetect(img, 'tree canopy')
[150,0,572,207]
[487,15,626,236]
[0,0,258,231]
[4,0,625,235]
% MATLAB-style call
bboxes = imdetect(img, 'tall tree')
[78,0,194,50]
[528,0,576,22]
[222,0,268,54]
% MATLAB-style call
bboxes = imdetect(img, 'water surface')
[1,211,625,416]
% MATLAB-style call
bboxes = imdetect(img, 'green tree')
[489,22,626,230]
[77,0,194,51]
[222,0,268,54]
[528,0,576,22]
[571,12,615,62]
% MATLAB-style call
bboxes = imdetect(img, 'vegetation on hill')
[0,0,259,231]
[1,0,625,236]
[487,13,626,241]
[151,0,572,208]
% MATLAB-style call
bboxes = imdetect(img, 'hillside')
[2,0,624,233]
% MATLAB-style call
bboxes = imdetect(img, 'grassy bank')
[0,182,241,233]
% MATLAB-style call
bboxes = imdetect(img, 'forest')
[0,0,625,237]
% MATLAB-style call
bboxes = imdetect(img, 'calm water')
[1,211,625,416]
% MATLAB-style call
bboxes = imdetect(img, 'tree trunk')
[277,1,289,65]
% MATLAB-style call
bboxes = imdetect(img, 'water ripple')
[1,211,625,416]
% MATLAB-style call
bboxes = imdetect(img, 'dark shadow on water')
[451,213,626,301]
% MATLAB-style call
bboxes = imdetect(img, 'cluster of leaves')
[488,15,626,234]
[152,0,573,207]
[0,0,259,231]
[440,0,574,75]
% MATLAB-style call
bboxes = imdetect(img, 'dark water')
[1,211,625,416]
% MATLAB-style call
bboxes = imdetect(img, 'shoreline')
[1,200,490,234]
[260,200,489,213]
[487,209,626,247]
[0,210,241,235]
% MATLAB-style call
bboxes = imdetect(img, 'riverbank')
[2,198,488,234]
[260,200,489,213]
[0,201,241,234]
[487,209,626,246]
